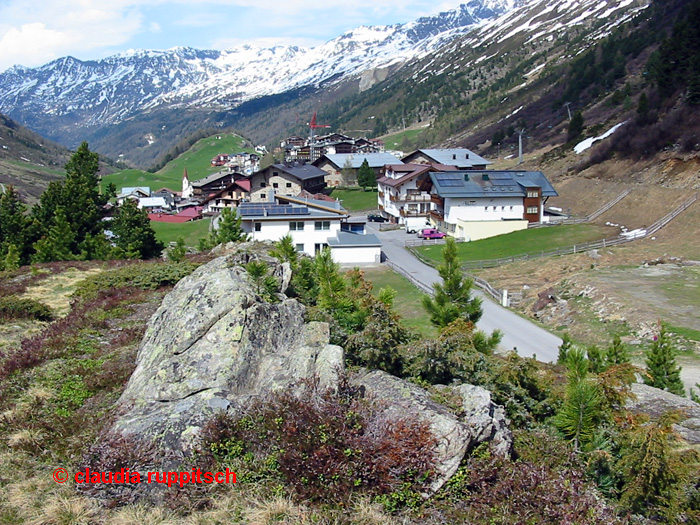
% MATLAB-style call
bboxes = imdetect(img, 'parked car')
[367,213,388,222]
[418,228,446,239]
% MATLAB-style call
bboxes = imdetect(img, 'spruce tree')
[110,199,163,259]
[32,207,79,263]
[0,185,31,264]
[644,326,684,396]
[214,207,248,244]
[357,159,376,190]
[606,335,630,366]
[422,237,482,328]
[557,333,573,364]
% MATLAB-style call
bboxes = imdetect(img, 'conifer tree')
[644,326,684,396]
[214,207,248,245]
[557,333,573,364]
[606,335,630,366]
[32,207,78,263]
[422,237,482,328]
[110,199,163,259]
[357,159,376,190]
[0,185,31,264]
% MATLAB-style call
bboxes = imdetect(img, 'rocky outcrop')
[452,384,513,457]
[102,248,513,499]
[112,252,343,453]
[352,371,513,494]
[628,383,700,444]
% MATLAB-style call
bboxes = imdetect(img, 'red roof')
[148,213,191,223]
[178,207,203,217]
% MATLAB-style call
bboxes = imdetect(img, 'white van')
[405,217,430,234]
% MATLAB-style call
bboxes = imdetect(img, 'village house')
[201,179,251,214]
[236,195,381,264]
[248,162,327,202]
[116,187,150,205]
[402,148,491,170]
[313,152,401,187]
[425,170,558,241]
[377,163,436,224]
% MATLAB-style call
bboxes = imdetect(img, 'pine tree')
[567,111,584,142]
[422,237,483,328]
[606,335,630,366]
[2,243,21,272]
[644,326,684,396]
[110,199,163,259]
[214,207,248,245]
[357,159,376,191]
[586,344,605,374]
[32,142,114,258]
[557,333,573,364]
[269,234,298,268]
[32,207,79,263]
[0,185,31,265]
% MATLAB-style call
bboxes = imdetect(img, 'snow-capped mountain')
[0,1,512,131]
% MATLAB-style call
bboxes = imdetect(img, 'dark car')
[367,213,388,222]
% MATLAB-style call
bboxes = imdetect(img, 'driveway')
[365,220,562,363]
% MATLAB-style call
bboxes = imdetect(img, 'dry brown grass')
[23,267,103,317]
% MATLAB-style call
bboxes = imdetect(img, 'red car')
[418,228,446,239]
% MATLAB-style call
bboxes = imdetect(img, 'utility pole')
[564,102,572,120]
[517,128,526,164]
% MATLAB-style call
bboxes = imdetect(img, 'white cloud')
[0,0,465,72]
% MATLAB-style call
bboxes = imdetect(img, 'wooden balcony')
[405,193,431,202]
[429,210,444,221]
[431,195,444,206]
[378,191,385,199]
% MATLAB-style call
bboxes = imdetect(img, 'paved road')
[365,220,562,363]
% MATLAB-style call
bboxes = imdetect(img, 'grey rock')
[452,384,513,457]
[113,254,344,453]
[628,383,700,444]
[352,370,471,494]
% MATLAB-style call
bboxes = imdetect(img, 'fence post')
[502,289,508,307]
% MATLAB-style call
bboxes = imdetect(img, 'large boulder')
[112,253,344,453]
[352,370,513,494]
[628,383,700,444]
[452,384,513,457]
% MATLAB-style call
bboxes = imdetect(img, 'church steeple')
[182,167,193,199]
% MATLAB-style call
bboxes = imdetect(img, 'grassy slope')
[101,134,253,193]
[418,224,616,263]
[381,128,425,150]
[150,218,212,246]
[329,188,378,212]
[361,266,436,338]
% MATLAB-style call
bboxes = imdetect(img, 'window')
[509,206,513,211]
[286,182,292,188]
[260,182,266,188]
[527,206,538,214]
[484,206,488,211]
[254,223,262,232]
[314,243,329,253]
[527,190,539,198]
[492,206,497,211]
[273,182,279,189]
[296,244,304,252]
[315,221,330,231]
[289,221,304,231]
[501,206,505,211]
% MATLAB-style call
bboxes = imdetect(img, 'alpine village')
[1,0,700,523]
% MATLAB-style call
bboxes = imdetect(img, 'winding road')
[366,220,562,363]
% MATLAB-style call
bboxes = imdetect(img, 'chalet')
[137,196,168,211]
[235,195,380,264]
[426,170,558,241]
[116,187,150,205]
[313,152,401,187]
[377,164,435,224]
[191,171,244,197]
[211,154,230,166]
[152,187,179,209]
[248,162,326,202]
[201,179,251,214]
[402,148,491,170]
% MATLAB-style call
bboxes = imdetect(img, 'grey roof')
[406,149,491,168]
[319,152,401,169]
[328,232,382,247]
[273,163,327,181]
[236,202,343,221]
[430,171,558,198]
[192,171,234,187]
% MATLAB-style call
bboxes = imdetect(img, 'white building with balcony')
[376,164,436,225]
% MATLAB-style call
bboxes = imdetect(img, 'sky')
[0,0,463,73]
